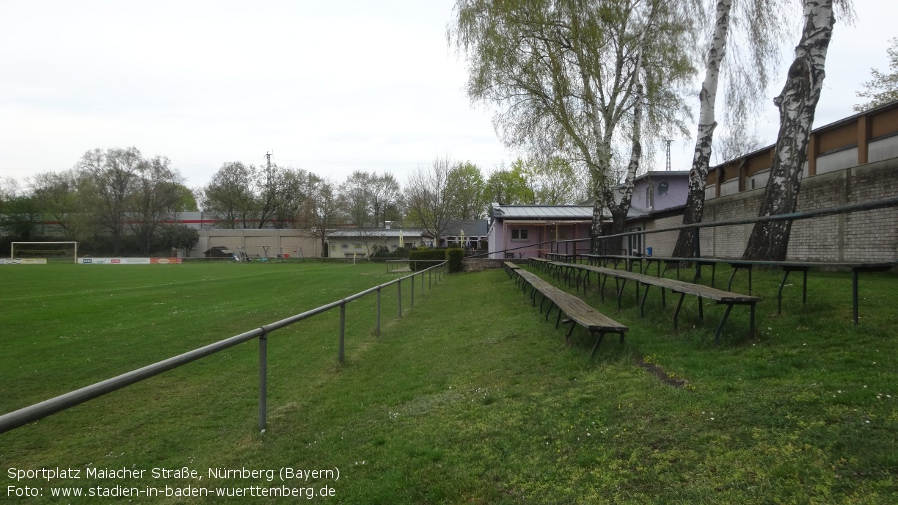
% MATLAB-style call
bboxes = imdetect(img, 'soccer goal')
[10,241,78,263]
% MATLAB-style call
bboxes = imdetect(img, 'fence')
[481,195,898,264]
[0,261,447,435]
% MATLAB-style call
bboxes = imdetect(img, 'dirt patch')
[634,355,689,388]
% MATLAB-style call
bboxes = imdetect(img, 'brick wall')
[706,158,898,261]
[642,157,898,261]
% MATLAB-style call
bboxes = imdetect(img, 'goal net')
[10,241,78,264]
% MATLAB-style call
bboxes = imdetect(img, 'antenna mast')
[665,140,673,171]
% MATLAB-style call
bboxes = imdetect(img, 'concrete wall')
[196,229,320,258]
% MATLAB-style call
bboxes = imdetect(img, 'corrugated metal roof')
[491,204,650,221]
[327,229,430,238]
[491,205,594,220]
[445,219,489,236]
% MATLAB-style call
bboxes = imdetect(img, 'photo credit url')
[6,466,339,500]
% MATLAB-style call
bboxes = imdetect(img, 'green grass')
[1,261,896,503]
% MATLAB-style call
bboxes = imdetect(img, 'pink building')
[487,171,690,259]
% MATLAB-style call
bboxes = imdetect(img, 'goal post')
[11,241,78,264]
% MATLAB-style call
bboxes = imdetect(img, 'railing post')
[339,302,346,364]
[375,287,381,336]
[397,279,403,318]
[259,330,268,433]
[411,272,415,307]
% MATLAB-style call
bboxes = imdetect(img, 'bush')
[370,245,410,260]
[446,248,464,273]
[409,248,446,271]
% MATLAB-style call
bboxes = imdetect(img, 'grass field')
[1,261,896,503]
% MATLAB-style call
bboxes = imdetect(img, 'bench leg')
[589,331,605,358]
[674,292,687,331]
[727,267,738,292]
[616,279,627,309]
[713,304,734,345]
[777,269,792,315]
[640,284,651,318]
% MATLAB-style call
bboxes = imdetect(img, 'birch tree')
[452,0,693,253]
[742,0,852,261]
[853,37,898,112]
[672,0,791,258]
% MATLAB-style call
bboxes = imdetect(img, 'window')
[511,229,529,241]
[551,228,568,240]
[627,227,643,255]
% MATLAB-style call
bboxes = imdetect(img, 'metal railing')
[482,196,898,263]
[0,261,448,435]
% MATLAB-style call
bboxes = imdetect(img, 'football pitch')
[1,261,401,415]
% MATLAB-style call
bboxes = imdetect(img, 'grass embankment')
[1,262,896,503]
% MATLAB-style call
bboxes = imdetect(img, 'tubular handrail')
[0,261,448,435]
[479,195,898,261]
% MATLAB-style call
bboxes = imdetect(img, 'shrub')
[446,248,464,273]
[409,248,446,271]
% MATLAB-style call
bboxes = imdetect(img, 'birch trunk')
[604,83,644,255]
[672,0,732,258]
[742,0,835,261]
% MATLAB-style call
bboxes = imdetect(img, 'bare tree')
[405,157,455,245]
[272,167,309,229]
[307,176,341,257]
[79,147,142,254]
[339,171,376,228]
[127,156,185,254]
[369,172,402,227]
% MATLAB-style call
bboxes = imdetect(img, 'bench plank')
[514,269,627,357]
[554,262,759,343]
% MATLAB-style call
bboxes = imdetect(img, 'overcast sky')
[1,0,895,191]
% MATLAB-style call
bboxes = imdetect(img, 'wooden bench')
[503,261,521,281]
[513,269,628,357]
[555,262,759,344]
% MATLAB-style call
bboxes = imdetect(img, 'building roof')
[327,228,431,238]
[490,204,594,220]
[445,219,489,237]
[490,203,651,222]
